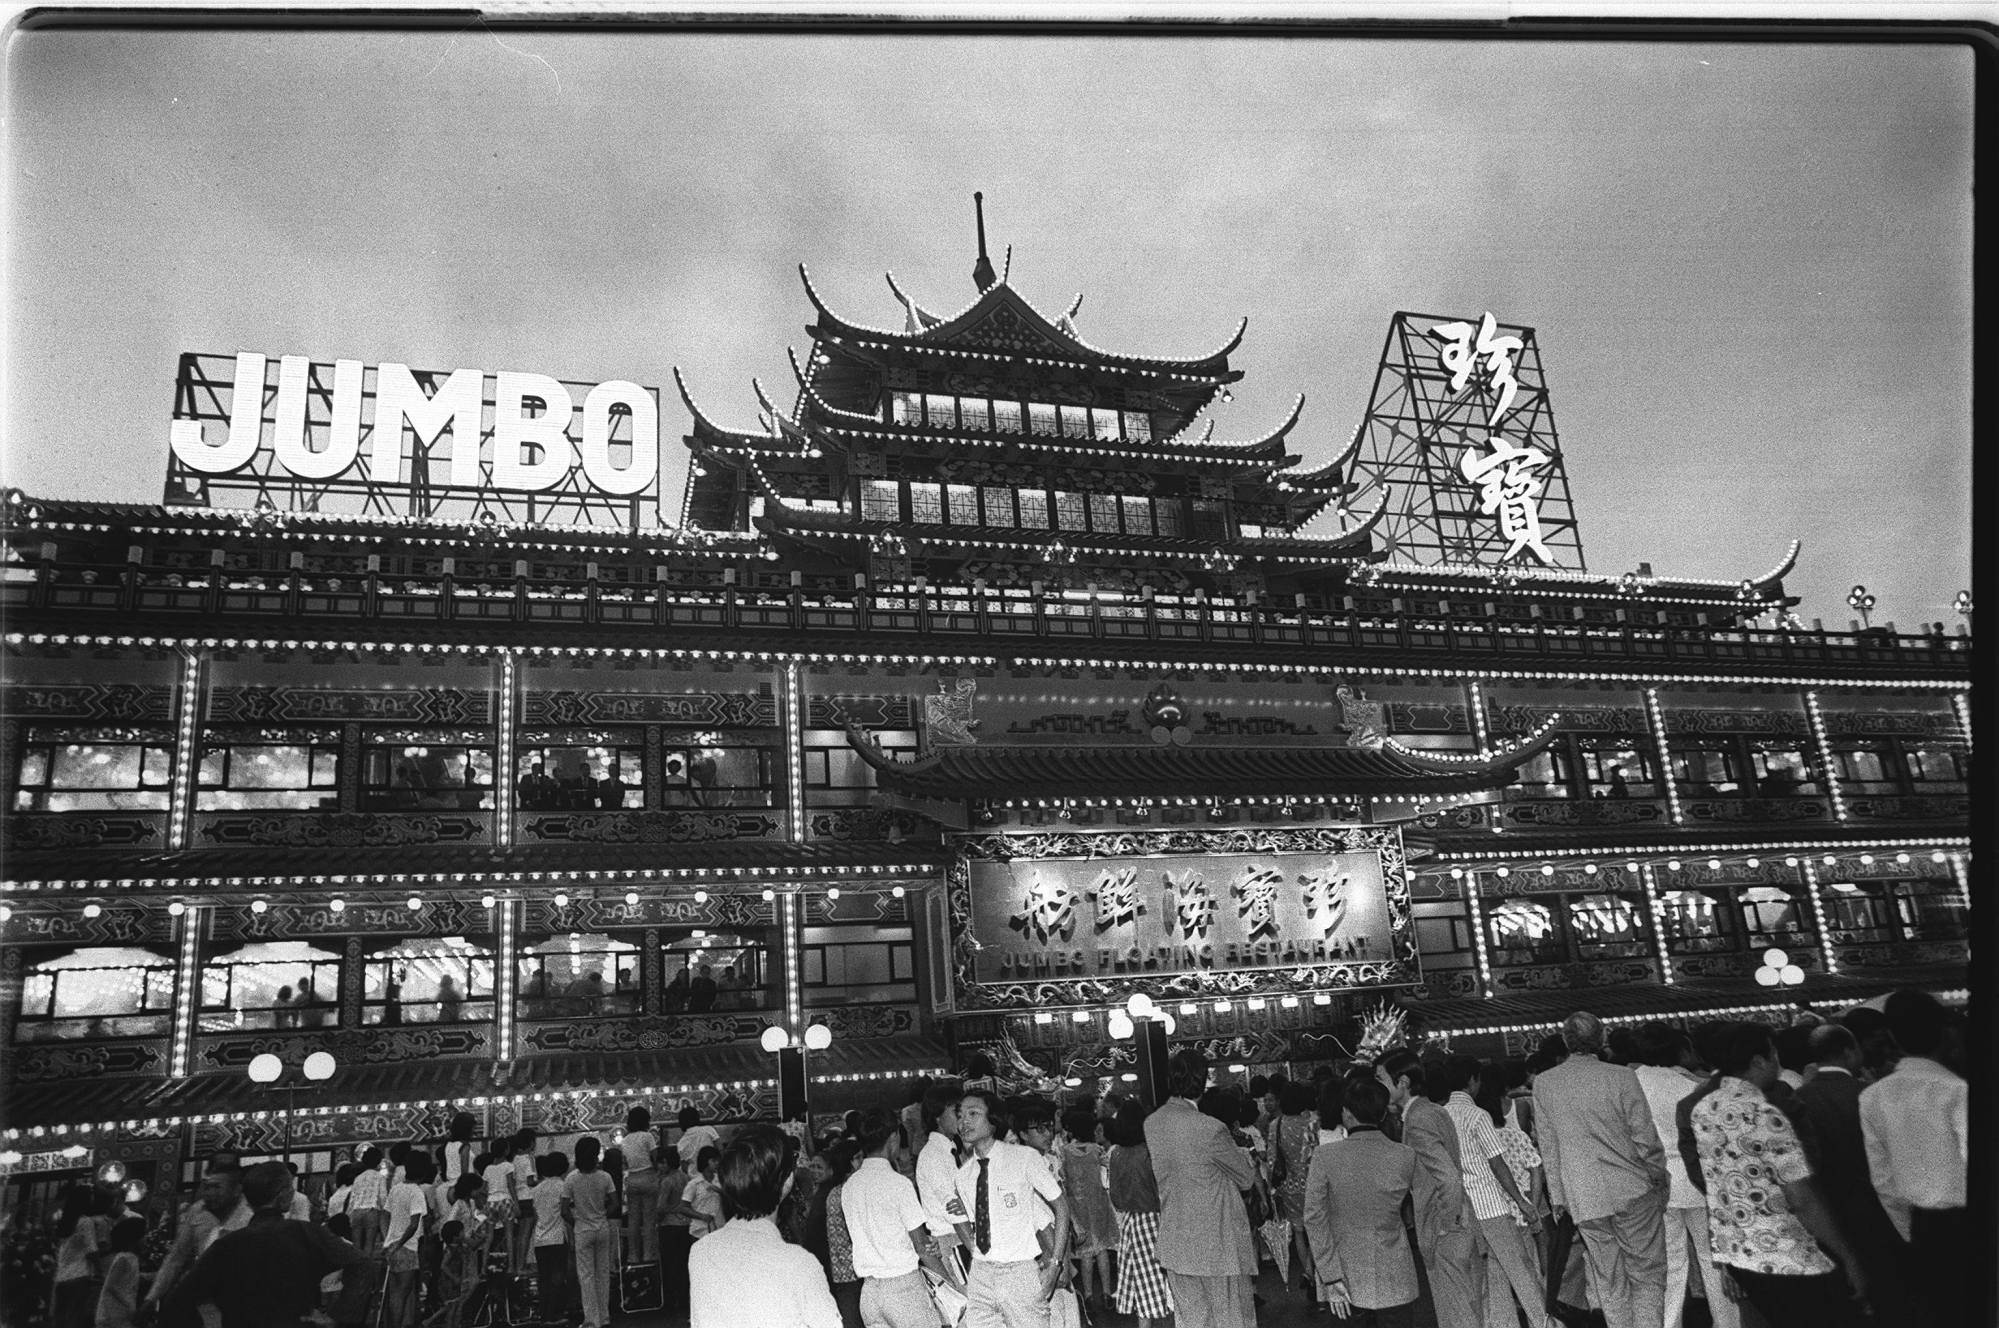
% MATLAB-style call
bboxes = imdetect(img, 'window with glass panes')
[1089,493,1120,532]
[1486,899,1566,964]
[518,932,641,1018]
[200,941,343,1032]
[1748,740,1819,795]
[946,485,980,525]
[1888,878,1967,941]
[1901,742,1967,791]
[664,929,775,1011]
[803,729,917,807]
[861,480,901,522]
[1120,496,1153,535]
[1053,491,1087,531]
[514,732,642,811]
[1059,406,1091,440]
[361,735,492,810]
[1737,887,1808,947]
[1189,499,1227,539]
[923,395,955,428]
[197,733,342,811]
[362,936,495,1025]
[1657,889,1739,953]
[1017,490,1050,529]
[1028,403,1058,436]
[1411,902,1476,967]
[800,925,915,1005]
[1090,408,1122,441]
[1667,738,1746,795]
[994,400,1023,433]
[1122,411,1152,441]
[981,486,1016,527]
[959,398,993,431]
[1818,882,1899,944]
[16,946,175,1042]
[907,483,943,524]
[660,736,776,809]
[1576,740,1659,797]
[1152,498,1182,536]
[1830,740,1900,794]
[1568,894,1649,959]
[11,728,173,812]
[1511,744,1575,798]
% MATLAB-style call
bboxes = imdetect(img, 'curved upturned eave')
[1746,539,1802,593]
[1251,489,1391,550]
[1157,394,1305,456]
[1382,711,1563,776]
[885,270,945,332]
[673,367,775,450]
[845,720,945,777]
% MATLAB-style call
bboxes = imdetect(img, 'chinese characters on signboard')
[975,849,1395,983]
[1428,313,1554,564]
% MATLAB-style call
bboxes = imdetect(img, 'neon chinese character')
[1297,867,1350,937]
[1010,869,1078,944]
[1460,437,1555,563]
[1430,313,1525,428]
[1089,865,1144,932]
[1230,863,1284,941]
[1163,869,1216,940]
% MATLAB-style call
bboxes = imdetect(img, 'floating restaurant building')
[0,221,1970,1207]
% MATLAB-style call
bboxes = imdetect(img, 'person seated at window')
[688,965,719,1014]
[437,974,463,1023]
[516,762,558,811]
[521,970,553,1019]
[1758,769,1802,797]
[663,968,690,1014]
[594,769,628,811]
[294,977,327,1029]
[275,984,297,1029]
[1606,769,1631,798]
[562,970,606,1016]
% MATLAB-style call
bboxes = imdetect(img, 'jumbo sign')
[168,352,660,496]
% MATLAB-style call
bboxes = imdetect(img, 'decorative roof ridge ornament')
[1055,291,1084,338]
[885,270,944,334]
[1379,712,1564,773]
[1155,393,1306,453]
[972,191,998,293]
[1746,539,1803,593]
[785,349,888,426]
[672,367,777,445]
[843,719,945,776]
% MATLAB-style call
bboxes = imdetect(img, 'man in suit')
[1790,1023,1913,1320]
[1144,1047,1259,1328]
[1375,1050,1483,1328]
[1304,1075,1419,1328]
[1531,1011,1670,1328]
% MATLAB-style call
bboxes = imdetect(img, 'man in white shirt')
[1437,1056,1554,1328]
[950,1089,1068,1328]
[1630,1022,1739,1328]
[143,1151,254,1320]
[687,1124,842,1328]
[843,1106,951,1328]
[915,1080,969,1290]
[1859,990,1967,1328]
[676,1105,721,1171]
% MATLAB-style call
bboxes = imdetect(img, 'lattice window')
[1089,493,1120,532]
[1018,490,1050,529]
[1120,496,1153,536]
[959,398,992,431]
[361,936,496,1026]
[1152,500,1182,536]
[981,486,1016,527]
[924,395,957,429]
[16,947,175,1042]
[12,730,173,813]
[1059,406,1091,440]
[908,482,944,524]
[1028,403,1059,436]
[1123,410,1152,441]
[1091,408,1122,441]
[947,485,981,525]
[197,735,341,811]
[994,400,1023,433]
[862,480,901,522]
[1658,890,1738,954]
[1053,491,1087,532]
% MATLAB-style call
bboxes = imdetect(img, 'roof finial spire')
[972,191,997,293]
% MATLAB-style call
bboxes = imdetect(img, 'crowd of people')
[0,988,1966,1328]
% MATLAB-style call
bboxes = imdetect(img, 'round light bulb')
[1755,967,1779,987]
[827,888,840,901]
[694,890,708,903]
[804,1023,832,1051]
[1107,1012,1135,1040]
[329,898,345,913]
[167,901,187,916]
[554,893,570,907]
[1763,948,1789,969]
[891,885,905,898]
[625,891,640,905]
[480,895,496,909]
[759,1026,790,1053]
[762,889,776,902]
[303,1051,337,1081]
[250,899,268,914]
[1781,964,1805,985]
[247,1053,284,1084]
[1125,992,1156,1019]
[406,896,422,911]
[82,903,102,919]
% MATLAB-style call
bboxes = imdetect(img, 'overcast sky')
[2,26,1972,630]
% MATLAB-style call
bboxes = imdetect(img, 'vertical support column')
[494,896,517,1063]
[495,651,518,850]
[169,904,203,1078]
[1950,693,1972,757]
[1465,679,1491,751]
[340,937,365,1029]
[782,661,806,845]
[167,649,204,851]
[1803,690,1849,822]
[1638,863,1675,985]
[1799,856,1839,975]
[781,891,804,1037]
[1642,687,1683,826]
[1459,869,1493,999]
[1946,851,1971,913]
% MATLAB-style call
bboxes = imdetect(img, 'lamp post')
[1846,585,1876,631]
[761,1023,832,1125]
[247,1050,336,1163]
[1106,994,1178,1109]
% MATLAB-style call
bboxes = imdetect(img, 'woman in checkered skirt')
[1106,1101,1173,1327]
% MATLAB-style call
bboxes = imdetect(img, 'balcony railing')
[2,560,1972,675]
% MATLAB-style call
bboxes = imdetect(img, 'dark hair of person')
[472,1152,493,1175]
[388,1141,411,1166]
[359,1146,384,1170]
[402,1152,437,1186]
[574,1136,602,1173]
[1315,1074,1346,1128]
[1633,1020,1684,1069]
[960,1087,1011,1139]
[1278,1080,1315,1116]
[1167,1048,1209,1101]
[1808,1022,1859,1062]
[1472,1065,1510,1128]
[1774,1024,1813,1073]
[541,1152,569,1179]
[1061,1106,1098,1143]
[1196,1087,1234,1126]
[1111,1099,1148,1149]
[335,1162,361,1188]
[820,1138,860,1185]
[1839,1005,1890,1042]
[1884,989,1946,1057]
[1248,1074,1271,1098]
[449,1111,476,1143]
[1536,1032,1568,1062]
[453,1174,483,1203]
[1266,1073,1290,1094]
[678,1105,701,1130]
[1013,1096,1056,1135]
[1345,1076,1390,1127]
[1439,1054,1481,1097]
[241,1160,294,1211]
[1235,1097,1261,1130]
[1605,1026,1640,1064]
[1716,1023,1777,1077]
[695,1146,721,1173]
[1688,1020,1736,1073]
[325,1212,352,1241]
[108,1215,147,1255]
[922,1080,966,1135]
[510,1127,536,1155]
[1377,1049,1425,1097]
[856,1107,900,1155]
[626,1105,651,1135]
[55,1186,93,1240]
[715,1123,792,1221]
[963,1051,997,1080]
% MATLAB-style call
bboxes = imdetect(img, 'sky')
[2,24,1974,631]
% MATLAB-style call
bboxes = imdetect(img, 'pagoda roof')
[1357,538,1805,607]
[842,714,1561,802]
[799,264,1247,381]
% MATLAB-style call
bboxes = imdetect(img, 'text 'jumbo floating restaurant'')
[0,200,1968,1198]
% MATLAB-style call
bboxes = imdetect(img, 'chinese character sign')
[1459,437,1555,563]
[968,849,1401,984]
[1428,312,1555,565]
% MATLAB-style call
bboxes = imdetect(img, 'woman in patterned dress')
[1105,1101,1173,1328]
[1059,1106,1120,1314]
[1268,1079,1321,1299]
